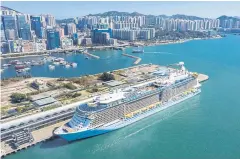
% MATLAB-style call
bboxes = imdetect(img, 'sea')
[2,35,240,159]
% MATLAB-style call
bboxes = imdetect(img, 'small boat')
[59,60,67,65]
[54,58,64,62]
[132,46,144,53]
[46,57,55,62]
[39,61,44,65]
[9,60,19,64]
[2,64,11,67]
[24,67,31,71]
[53,62,60,65]
[0,69,4,72]
[31,61,43,66]
[65,64,71,68]
[16,61,23,65]
[31,62,38,66]
[85,57,89,59]
[71,63,77,67]
[15,65,25,70]
[48,65,55,70]
[17,69,25,73]
[41,58,47,63]
[24,61,31,65]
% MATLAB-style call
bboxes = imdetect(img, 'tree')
[71,77,88,86]
[16,107,24,113]
[72,92,82,98]
[92,88,98,93]
[63,83,77,90]
[10,93,27,103]
[98,72,115,81]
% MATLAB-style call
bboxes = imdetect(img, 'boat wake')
[144,52,173,54]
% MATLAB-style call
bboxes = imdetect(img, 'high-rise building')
[0,18,6,41]
[61,38,73,49]
[30,16,42,38]
[45,14,56,27]
[5,29,16,40]
[35,40,47,52]
[22,42,35,52]
[139,30,150,40]
[97,23,109,29]
[17,15,31,40]
[91,28,112,44]
[58,28,65,38]
[72,33,78,45]
[19,28,31,40]
[67,23,77,35]
[109,38,117,46]
[8,40,21,53]
[1,30,6,41]
[46,30,60,50]
[142,28,155,39]
[1,42,10,54]
[2,15,18,39]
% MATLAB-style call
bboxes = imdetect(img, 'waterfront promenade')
[0,45,127,59]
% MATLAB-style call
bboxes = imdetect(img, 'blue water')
[3,35,240,159]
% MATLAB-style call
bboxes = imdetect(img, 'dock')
[1,120,70,158]
[197,73,209,83]
[122,53,142,65]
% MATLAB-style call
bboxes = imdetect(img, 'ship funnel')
[179,62,184,66]
[179,62,186,71]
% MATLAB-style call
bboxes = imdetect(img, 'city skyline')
[1,1,239,54]
[2,1,240,19]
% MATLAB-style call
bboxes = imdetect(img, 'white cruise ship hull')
[57,89,201,142]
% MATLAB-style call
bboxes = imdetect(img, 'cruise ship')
[54,62,201,141]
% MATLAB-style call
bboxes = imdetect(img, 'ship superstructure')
[54,62,201,141]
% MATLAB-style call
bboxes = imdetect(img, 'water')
[3,35,240,159]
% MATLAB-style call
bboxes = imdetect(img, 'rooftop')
[30,93,49,101]
[103,80,123,87]
[33,97,57,107]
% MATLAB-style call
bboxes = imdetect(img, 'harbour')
[1,62,207,157]
[1,35,240,159]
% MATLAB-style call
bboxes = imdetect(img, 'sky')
[2,1,240,19]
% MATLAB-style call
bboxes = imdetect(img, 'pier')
[82,51,100,59]
[122,53,142,65]
[1,120,70,158]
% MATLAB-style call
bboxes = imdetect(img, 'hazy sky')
[2,1,240,19]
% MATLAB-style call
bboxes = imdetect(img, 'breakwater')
[122,53,142,64]
[82,51,100,59]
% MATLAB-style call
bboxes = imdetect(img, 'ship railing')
[123,88,162,103]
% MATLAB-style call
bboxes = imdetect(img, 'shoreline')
[141,36,222,47]
[0,36,222,60]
